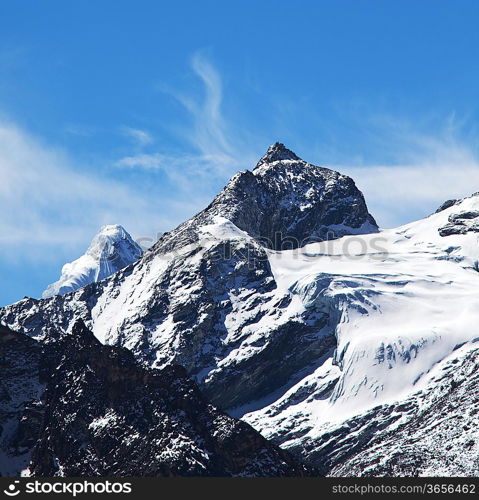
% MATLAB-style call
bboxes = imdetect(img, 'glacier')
[244,192,479,449]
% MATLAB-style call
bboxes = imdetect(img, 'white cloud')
[338,131,479,227]
[345,163,479,228]
[82,55,479,234]
[0,121,175,263]
[0,54,260,270]
[115,52,259,187]
[188,52,234,159]
[121,126,153,146]
[115,153,163,171]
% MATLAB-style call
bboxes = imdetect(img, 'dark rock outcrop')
[438,210,479,236]
[435,199,459,213]
[0,322,312,477]
[0,326,43,476]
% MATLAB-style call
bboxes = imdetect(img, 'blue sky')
[1,0,479,306]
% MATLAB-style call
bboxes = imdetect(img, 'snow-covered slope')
[42,225,142,298]
[243,192,479,461]
[2,145,479,475]
[304,342,479,476]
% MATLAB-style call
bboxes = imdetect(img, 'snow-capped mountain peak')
[42,224,142,298]
[152,143,378,255]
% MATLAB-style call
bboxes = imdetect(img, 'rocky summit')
[155,142,378,253]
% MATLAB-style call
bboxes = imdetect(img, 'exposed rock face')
[0,326,43,476]
[435,199,459,213]
[0,322,312,477]
[207,142,378,248]
[43,225,142,298]
[439,210,479,236]
[156,142,378,253]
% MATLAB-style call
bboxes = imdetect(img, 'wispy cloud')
[0,120,177,263]
[0,53,262,272]
[114,63,479,229]
[120,126,154,146]
[335,118,479,227]
[115,52,259,188]
[7,51,479,305]
[115,153,163,171]
[187,52,234,159]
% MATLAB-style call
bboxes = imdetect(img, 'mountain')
[42,225,143,298]
[2,144,478,476]
[155,142,378,254]
[0,322,311,477]
[0,144,376,413]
